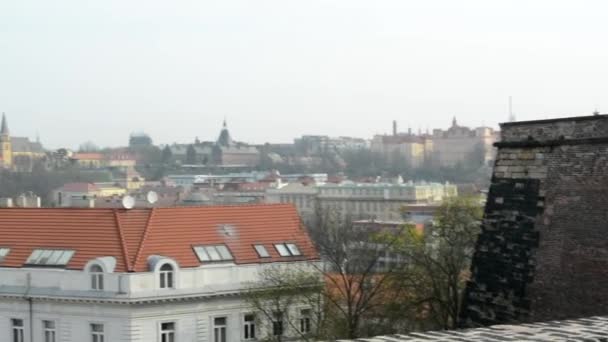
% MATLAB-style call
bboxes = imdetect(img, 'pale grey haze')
[1,1,607,148]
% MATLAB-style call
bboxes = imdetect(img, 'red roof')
[0,204,318,272]
[72,153,104,160]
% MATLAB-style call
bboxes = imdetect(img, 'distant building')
[294,135,369,155]
[213,120,260,167]
[372,118,498,168]
[265,183,319,224]
[266,180,457,222]
[431,117,498,167]
[71,152,136,169]
[316,181,457,220]
[0,113,45,171]
[128,132,153,147]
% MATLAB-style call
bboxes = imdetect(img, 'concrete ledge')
[341,316,608,341]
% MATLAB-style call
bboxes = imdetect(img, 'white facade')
[0,260,320,342]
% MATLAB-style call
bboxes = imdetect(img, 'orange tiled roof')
[0,204,318,272]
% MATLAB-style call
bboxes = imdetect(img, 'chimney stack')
[392,120,397,136]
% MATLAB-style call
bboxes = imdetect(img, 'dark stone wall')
[461,115,608,327]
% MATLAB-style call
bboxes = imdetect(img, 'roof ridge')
[113,209,133,272]
[132,207,156,271]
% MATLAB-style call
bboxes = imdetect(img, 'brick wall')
[460,114,608,327]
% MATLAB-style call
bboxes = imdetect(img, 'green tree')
[161,145,173,164]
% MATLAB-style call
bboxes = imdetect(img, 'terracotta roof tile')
[0,204,317,272]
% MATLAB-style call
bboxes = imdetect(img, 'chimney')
[392,120,397,136]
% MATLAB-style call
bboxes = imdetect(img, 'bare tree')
[307,205,414,339]
[391,196,483,329]
[244,265,326,342]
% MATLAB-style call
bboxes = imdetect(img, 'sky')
[1,0,608,149]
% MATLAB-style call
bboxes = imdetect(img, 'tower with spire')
[216,119,233,147]
[0,113,12,168]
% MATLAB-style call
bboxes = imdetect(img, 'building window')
[160,322,176,342]
[193,245,234,262]
[90,264,104,290]
[43,320,56,342]
[12,319,24,342]
[91,323,104,342]
[274,243,302,257]
[300,309,312,334]
[253,245,270,258]
[159,263,174,289]
[272,313,283,337]
[243,314,256,340]
[213,317,227,342]
[25,249,75,266]
[0,247,10,262]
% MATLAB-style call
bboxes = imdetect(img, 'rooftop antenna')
[121,195,135,209]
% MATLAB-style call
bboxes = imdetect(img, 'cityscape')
[2,1,608,342]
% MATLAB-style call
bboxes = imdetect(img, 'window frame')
[253,244,270,258]
[299,309,312,334]
[159,321,176,342]
[274,243,302,257]
[274,244,291,257]
[0,247,10,263]
[11,318,25,342]
[25,249,75,267]
[89,264,104,291]
[90,322,105,342]
[212,316,228,342]
[193,245,234,263]
[43,320,56,342]
[242,313,256,341]
[272,312,284,337]
[159,263,175,289]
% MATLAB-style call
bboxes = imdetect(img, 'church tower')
[0,113,12,168]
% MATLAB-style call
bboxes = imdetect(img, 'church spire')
[1,113,9,136]
[452,116,458,127]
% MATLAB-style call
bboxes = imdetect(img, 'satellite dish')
[146,191,159,204]
[121,196,135,209]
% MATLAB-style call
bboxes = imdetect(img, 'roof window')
[254,244,270,258]
[274,243,302,257]
[193,245,234,262]
[25,249,75,266]
[0,248,10,262]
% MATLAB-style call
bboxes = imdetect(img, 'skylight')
[254,244,270,258]
[286,243,302,256]
[193,245,234,262]
[274,243,303,257]
[25,249,75,266]
[0,248,10,262]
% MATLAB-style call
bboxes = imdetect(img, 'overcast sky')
[1,1,607,148]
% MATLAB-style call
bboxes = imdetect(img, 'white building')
[265,181,457,222]
[0,204,319,342]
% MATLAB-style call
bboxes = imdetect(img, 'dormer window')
[193,245,234,262]
[159,263,174,289]
[274,243,302,257]
[0,247,10,262]
[25,249,75,267]
[90,264,104,290]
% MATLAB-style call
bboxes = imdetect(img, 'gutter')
[25,273,33,342]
